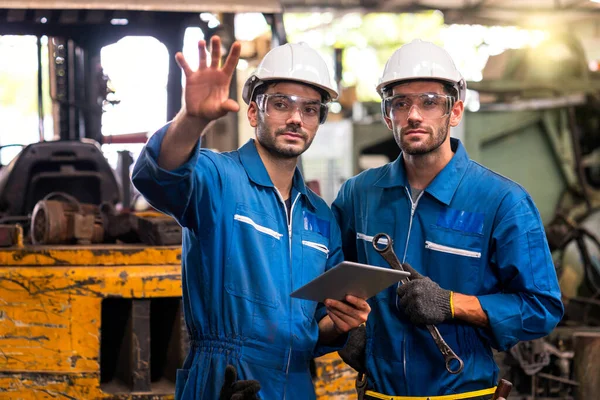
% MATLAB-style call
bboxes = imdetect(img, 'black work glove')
[338,324,367,374]
[396,263,452,325]
[218,365,261,400]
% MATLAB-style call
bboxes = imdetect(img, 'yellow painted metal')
[0,244,181,399]
[0,244,357,399]
[0,245,181,266]
[315,352,358,400]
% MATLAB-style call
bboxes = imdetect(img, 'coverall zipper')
[399,187,423,393]
[275,189,300,400]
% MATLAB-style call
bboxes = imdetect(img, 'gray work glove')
[338,324,367,374]
[396,263,452,325]
[219,365,261,400]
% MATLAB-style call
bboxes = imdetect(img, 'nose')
[286,107,303,126]
[406,105,423,123]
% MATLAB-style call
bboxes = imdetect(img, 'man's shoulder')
[466,160,529,195]
[196,147,242,168]
[344,163,392,189]
[462,160,533,212]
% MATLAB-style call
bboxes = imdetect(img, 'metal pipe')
[37,35,45,142]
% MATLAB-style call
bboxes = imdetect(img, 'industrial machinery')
[0,3,244,399]
[464,35,600,400]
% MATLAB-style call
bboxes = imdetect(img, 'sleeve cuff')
[143,122,202,181]
[477,293,521,350]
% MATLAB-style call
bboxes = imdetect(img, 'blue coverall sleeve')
[131,123,222,229]
[477,195,564,351]
[312,213,349,358]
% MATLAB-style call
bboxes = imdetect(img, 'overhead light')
[591,0,600,3]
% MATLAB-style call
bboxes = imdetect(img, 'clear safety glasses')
[255,94,329,127]
[383,93,455,120]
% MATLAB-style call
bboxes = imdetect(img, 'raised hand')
[175,35,242,123]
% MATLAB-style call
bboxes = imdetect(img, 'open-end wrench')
[372,232,464,374]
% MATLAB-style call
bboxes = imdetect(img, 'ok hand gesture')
[175,35,241,123]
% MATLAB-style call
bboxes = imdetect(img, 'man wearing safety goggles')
[132,36,370,400]
[332,40,563,400]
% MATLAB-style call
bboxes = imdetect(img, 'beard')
[394,117,450,156]
[256,114,313,159]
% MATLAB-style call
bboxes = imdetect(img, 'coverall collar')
[374,138,470,206]
[239,139,317,209]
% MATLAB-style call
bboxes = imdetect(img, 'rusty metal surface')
[31,198,105,245]
[0,243,356,399]
[314,352,358,400]
[0,372,176,399]
[0,245,181,266]
[0,244,182,399]
[0,264,181,371]
[0,224,23,248]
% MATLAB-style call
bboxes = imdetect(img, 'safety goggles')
[255,93,329,126]
[382,93,455,120]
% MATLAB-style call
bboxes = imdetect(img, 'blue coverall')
[132,124,344,399]
[332,138,564,397]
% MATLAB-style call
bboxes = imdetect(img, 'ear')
[383,115,393,131]
[247,102,258,128]
[449,100,464,127]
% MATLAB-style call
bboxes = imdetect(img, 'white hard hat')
[377,39,466,101]
[242,42,338,104]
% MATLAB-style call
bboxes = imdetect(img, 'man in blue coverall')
[132,36,370,399]
[332,39,564,399]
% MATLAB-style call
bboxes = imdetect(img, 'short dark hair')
[251,80,330,103]
[382,79,457,100]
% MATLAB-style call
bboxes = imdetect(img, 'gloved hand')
[338,324,367,374]
[218,364,261,400]
[396,263,452,325]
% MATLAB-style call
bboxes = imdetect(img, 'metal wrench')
[372,232,464,374]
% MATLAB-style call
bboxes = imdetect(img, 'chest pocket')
[225,204,285,308]
[300,230,329,320]
[425,226,483,293]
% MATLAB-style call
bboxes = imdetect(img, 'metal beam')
[1,0,281,13]
[471,0,498,7]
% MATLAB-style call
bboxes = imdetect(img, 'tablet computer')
[290,261,410,302]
